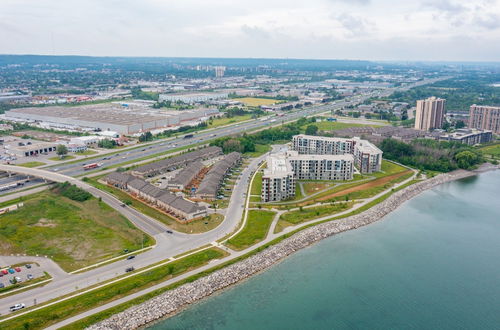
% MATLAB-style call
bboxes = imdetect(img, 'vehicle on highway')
[52,168,60,172]
[126,255,135,260]
[83,163,102,170]
[9,303,25,312]
[125,267,135,273]
[184,134,194,139]
[27,274,33,280]
[8,268,15,274]
[166,230,173,234]
[14,267,21,272]
[120,203,126,207]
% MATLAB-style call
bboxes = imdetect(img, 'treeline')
[210,118,313,153]
[138,122,208,142]
[379,138,484,172]
[131,87,159,101]
[53,182,92,202]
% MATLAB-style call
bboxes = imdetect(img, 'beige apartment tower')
[414,97,446,131]
[468,105,500,134]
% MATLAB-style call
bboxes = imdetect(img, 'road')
[0,76,445,316]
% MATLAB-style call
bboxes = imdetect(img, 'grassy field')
[48,155,76,161]
[245,144,271,158]
[86,177,223,234]
[0,190,152,272]
[312,121,377,131]
[480,143,500,158]
[302,182,335,195]
[225,210,276,250]
[208,114,252,128]
[2,248,227,330]
[237,97,280,106]
[17,161,46,168]
[250,171,263,196]
[76,150,99,156]
[279,202,353,225]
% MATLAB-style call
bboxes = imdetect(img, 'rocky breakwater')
[88,169,481,330]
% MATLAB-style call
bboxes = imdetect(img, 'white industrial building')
[159,92,229,104]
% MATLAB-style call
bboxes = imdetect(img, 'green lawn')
[2,248,227,330]
[225,210,276,250]
[295,184,304,200]
[280,202,353,225]
[17,161,46,168]
[480,143,500,157]
[0,190,152,272]
[48,155,76,161]
[245,144,271,158]
[208,114,252,128]
[76,150,99,156]
[250,171,263,195]
[303,121,376,132]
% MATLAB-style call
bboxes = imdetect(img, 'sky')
[1,0,499,61]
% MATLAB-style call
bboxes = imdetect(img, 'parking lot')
[0,263,47,290]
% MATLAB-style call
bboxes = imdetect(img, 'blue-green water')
[151,171,500,330]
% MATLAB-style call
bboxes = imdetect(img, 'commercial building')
[4,103,220,135]
[214,66,226,78]
[104,172,207,221]
[291,134,382,174]
[195,152,242,200]
[438,129,493,145]
[158,92,228,104]
[468,105,500,134]
[288,151,354,181]
[6,141,58,158]
[132,146,222,178]
[261,154,295,202]
[414,97,446,131]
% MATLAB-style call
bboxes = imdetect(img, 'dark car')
[126,255,135,260]
[0,283,4,288]
[166,230,173,234]
[125,267,135,273]
[25,264,31,269]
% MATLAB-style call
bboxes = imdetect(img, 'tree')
[305,124,319,136]
[56,144,68,158]
[98,139,117,149]
[455,120,465,129]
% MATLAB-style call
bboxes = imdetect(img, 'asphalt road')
[0,77,446,315]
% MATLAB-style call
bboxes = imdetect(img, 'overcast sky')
[1,0,499,61]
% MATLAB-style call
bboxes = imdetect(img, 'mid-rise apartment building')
[288,151,354,181]
[468,105,500,134]
[291,134,382,174]
[414,97,446,131]
[261,154,295,202]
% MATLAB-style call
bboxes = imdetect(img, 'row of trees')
[53,182,92,202]
[379,138,484,172]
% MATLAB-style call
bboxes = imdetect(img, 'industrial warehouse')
[3,103,220,135]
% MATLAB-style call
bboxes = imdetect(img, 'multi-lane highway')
[0,77,446,315]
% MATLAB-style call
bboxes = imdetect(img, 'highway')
[0,77,446,316]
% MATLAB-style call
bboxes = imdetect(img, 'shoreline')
[89,165,498,330]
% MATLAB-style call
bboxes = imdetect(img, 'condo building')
[291,134,382,174]
[261,154,296,202]
[468,105,500,134]
[288,151,354,181]
[414,97,446,131]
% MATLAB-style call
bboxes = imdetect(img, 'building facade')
[468,105,500,134]
[291,134,382,174]
[414,97,446,131]
[288,151,354,181]
[261,154,295,202]
[438,129,493,145]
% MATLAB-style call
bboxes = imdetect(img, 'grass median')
[225,210,276,251]
[1,247,228,330]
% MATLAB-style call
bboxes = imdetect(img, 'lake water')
[151,171,500,330]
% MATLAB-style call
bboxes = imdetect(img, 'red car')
[14,267,21,272]
[1,269,7,275]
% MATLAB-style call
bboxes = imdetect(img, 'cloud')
[421,0,466,14]
[335,13,374,36]
[473,13,500,29]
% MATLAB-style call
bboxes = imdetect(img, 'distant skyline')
[1,0,499,61]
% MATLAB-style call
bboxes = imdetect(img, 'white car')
[10,303,25,312]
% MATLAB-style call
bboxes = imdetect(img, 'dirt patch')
[302,171,412,204]
[33,218,57,228]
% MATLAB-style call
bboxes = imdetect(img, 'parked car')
[0,283,4,288]
[126,255,135,260]
[9,278,15,284]
[15,276,21,282]
[9,303,25,312]
[8,268,15,274]
[14,267,21,272]
[27,274,33,280]
[125,267,135,273]
[25,264,32,269]
[1,269,8,275]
